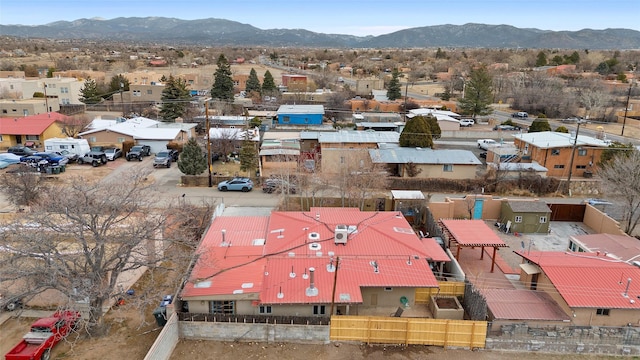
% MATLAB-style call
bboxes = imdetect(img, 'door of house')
[370,294,378,306]
[15,135,22,144]
[473,199,484,219]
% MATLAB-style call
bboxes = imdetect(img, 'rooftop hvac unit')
[334,224,348,245]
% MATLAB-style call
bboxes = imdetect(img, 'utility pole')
[329,257,340,316]
[205,99,213,187]
[403,82,409,122]
[120,82,125,117]
[43,83,49,113]
[566,121,583,196]
[621,79,634,136]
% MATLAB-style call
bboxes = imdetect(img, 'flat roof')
[440,219,507,247]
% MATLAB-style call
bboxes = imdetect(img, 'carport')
[439,219,507,272]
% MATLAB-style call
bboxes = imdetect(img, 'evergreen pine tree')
[535,51,548,67]
[211,54,234,101]
[457,65,493,119]
[177,138,207,175]
[239,140,258,177]
[424,115,441,140]
[109,74,130,93]
[528,119,552,133]
[245,68,261,94]
[262,70,277,96]
[159,75,190,122]
[399,115,433,148]
[79,78,101,104]
[386,68,402,101]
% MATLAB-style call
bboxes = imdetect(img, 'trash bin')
[60,165,66,173]
[52,166,60,174]
[153,307,167,327]
[45,167,53,174]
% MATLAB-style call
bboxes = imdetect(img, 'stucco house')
[79,117,197,153]
[517,251,640,327]
[369,147,482,179]
[511,131,610,178]
[276,105,324,126]
[318,131,400,174]
[180,208,449,317]
[0,112,68,149]
[407,109,462,131]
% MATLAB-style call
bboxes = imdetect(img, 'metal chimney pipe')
[625,278,632,297]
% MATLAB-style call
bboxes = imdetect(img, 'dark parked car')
[126,145,151,161]
[217,177,253,192]
[493,124,521,131]
[32,152,68,166]
[153,149,178,168]
[8,145,36,156]
[77,151,108,167]
[262,178,297,194]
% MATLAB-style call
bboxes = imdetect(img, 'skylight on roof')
[393,227,415,235]
[194,280,212,288]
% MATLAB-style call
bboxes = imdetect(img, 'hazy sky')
[1,0,639,36]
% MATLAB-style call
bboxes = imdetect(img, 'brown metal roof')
[440,219,507,247]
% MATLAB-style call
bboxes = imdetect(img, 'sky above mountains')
[2,0,639,36]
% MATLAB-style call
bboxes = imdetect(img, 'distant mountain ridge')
[1,17,639,49]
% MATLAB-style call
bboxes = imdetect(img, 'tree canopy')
[457,65,493,118]
[159,75,190,122]
[178,138,207,175]
[210,54,234,101]
[399,115,434,148]
[599,149,640,235]
[386,68,402,101]
[79,78,102,104]
[262,70,277,95]
[528,119,552,133]
[245,68,261,94]
[239,140,258,177]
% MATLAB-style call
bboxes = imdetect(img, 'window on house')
[554,165,565,169]
[384,287,393,292]
[117,137,125,143]
[551,149,560,156]
[210,300,235,314]
[576,165,587,169]
[596,308,610,316]
[578,149,587,156]
[26,135,39,141]
[147,90,152,95]
[259,305,272,314]
[0,135,3,142]
[2,110,6,114]
[89,137,96,143]
[313,305,326,315]
[133,90,141,97]
[540,216,547,223]
[514,216,522,223]
[443,164,453,172]
[282,116,290,123]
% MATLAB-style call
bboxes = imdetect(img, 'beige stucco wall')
[320,148,373,174]
[582,204,626,235]
[360,287,417,307]
[81,131,134,147]
[438,121,460,131]
[429,195,502,220]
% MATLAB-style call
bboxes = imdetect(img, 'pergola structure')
[439,219,508,273]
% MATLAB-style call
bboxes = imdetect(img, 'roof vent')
[308,232,320,242]
[305,267,318,297]
[309,242,321,251]
[334,224,348,245]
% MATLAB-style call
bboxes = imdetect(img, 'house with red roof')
[0,112,68,149]
[517,251,640,326]
[181,208,449,317]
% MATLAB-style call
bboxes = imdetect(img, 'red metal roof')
[519,251,640,309]
[0,112,67,135]
[571,233,640,262]
[261,256,437,305]
[440,219,507,247]
[485,289,571,321]
[182,208,442,303]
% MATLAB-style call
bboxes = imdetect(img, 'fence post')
[444,320,450,349]
[470,321,476,349]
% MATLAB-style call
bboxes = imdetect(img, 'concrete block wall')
[486,338,640,356]
[143,313,179,360]
[179,321,330,344]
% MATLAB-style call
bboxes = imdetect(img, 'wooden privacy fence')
[415,281,466,304]
[330,316,486,348]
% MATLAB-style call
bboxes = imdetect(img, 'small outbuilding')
[500,200,551,234]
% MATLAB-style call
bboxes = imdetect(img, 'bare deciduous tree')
[599,150,640,236]
[0,170,170,334]
[60,114,91,138]
[0,168,49,206]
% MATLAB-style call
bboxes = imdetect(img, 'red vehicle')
[5,310,80,360]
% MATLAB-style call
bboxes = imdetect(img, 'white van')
[44,138,91,158]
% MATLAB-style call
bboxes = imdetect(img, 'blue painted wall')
[277,113,323,125]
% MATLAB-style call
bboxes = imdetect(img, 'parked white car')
[459,119,474,127]
[477,139,497,150]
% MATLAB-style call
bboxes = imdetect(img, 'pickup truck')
[477,139,497,150]
[5,310,80,360]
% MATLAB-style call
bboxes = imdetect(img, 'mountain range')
[2,17,640,49]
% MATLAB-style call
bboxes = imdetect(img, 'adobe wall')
[179,321,330,344]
